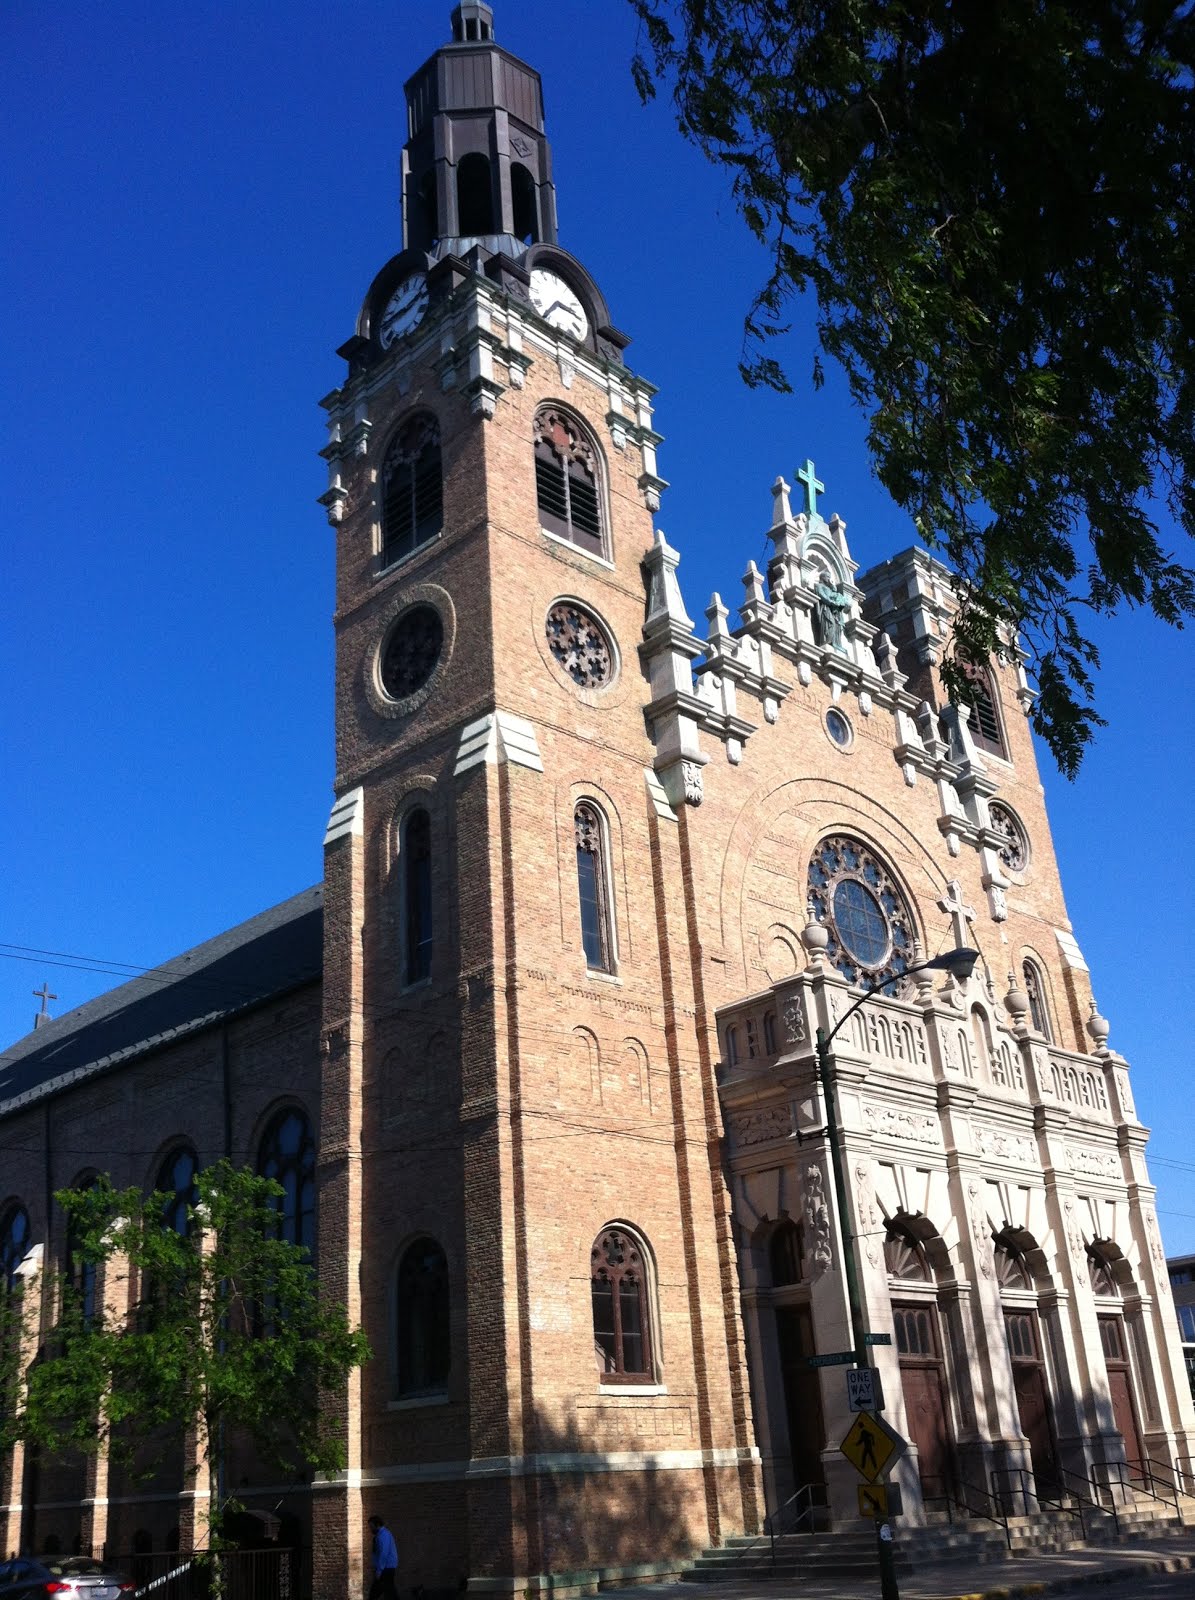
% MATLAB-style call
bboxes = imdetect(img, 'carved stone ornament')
[967,1182,994,1278]
[1067,1145,1120,1181]
[1146,1211,1167,1280]
[682,759,704,807]
[729,1106,792,1148]
[1062,1198,1088,1286]
[783,993,807,1044]
[803,1164,833,1278]
[855,1161,881,1268]
[862,1105,940,1147]
[973,1122,1036,1166]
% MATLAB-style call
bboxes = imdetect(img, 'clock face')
[378,273,429,349]
[529,269,589,342]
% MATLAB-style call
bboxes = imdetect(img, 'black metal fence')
[116,1546,301,1600]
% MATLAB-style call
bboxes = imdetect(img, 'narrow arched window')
[535,409,604,556]
[511,163,539,244]
[381,414,442,568]
[1022,960,1052,1040]
[66,1177,100,1326]
[396,1237,450,1396]
[457,152,494,234]
[258,1109,316,1263]
[591,1226,653,1381]
[0,1203,30,1291]
[574,802,613,971]
[157,1146,198,1236]
[402,808,433,984]
[957,665,1006,758]
[769,1219,805,1287]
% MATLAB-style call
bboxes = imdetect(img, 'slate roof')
[0,887,324,1117]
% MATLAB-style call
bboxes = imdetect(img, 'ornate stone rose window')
[381,604,444,701]
[545,601,614,689]
[807,834,915,988]
[988,801,1028,872]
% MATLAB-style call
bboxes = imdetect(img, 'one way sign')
[846,1366,884,1412]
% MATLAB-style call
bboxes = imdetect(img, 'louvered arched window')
[381,413,442,568]
[957,664,1007,759]
[575,802,613,971]
[535,409,605,557]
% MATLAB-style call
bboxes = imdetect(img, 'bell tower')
[312,11,761,1599]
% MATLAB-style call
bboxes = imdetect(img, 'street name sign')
[807,1350,855,1368]
[864,1331,892,1346]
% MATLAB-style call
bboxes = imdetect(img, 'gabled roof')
[0,887,324,1117]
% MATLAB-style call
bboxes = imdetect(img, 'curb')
[936,1548,1195,1600]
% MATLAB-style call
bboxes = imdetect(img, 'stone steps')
[680,1497,1194,1582]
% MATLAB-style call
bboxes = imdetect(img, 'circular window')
[825,708,852,748]
[381,605,444,701]
[545,601,614,690]
[807,835,915,987]
[988,802,1028,872]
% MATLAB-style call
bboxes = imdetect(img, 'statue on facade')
[813,577,850,649]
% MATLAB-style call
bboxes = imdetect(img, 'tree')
[629,0,1195,774]
[0,1163,369,1593]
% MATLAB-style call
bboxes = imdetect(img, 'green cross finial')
[796,458,825,516]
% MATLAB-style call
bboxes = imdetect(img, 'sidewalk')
[592,1529,1195,1600]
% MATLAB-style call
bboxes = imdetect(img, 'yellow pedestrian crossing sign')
[839,1409,907,1483]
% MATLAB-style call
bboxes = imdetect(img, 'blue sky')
[3,2,1194,1249]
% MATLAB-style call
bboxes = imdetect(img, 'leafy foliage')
[630,0,1195,772]
[1,1163,369,1514]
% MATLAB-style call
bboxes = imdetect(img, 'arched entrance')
[1089,1241,1145,1473]
[767,1218,827,1501]
[885,1216,955,1500]
[994,1230,1059,1495]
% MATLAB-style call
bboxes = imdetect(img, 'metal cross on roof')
[796,458,825,517]
[33,981,57,1014]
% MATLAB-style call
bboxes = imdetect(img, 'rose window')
[807,835,915,987]
[546,601,614,689]
[381,604,444,700]
[988,802,1027,872]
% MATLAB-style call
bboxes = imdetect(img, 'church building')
[3,7,1193,1597]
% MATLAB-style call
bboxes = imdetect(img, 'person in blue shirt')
[368,1514,398,1600]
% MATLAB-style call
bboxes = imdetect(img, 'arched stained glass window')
[591,1226,653,1381]
[575,802,613,971]
[381,414,442,567]
[807,835,915,989]
[258,1109,316,1263]
[157,1146,198,1236]
[1,1204,30,1291]
[396,1237,450,1396]
[403,808,433,984]
[534,409,604,556]
[67,1177,100,1326]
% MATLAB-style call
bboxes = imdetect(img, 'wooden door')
[775,1304,826,1493]
[894,1302,953,1496]
[1099,1315,1144,1472]
[1005,1310,1057,1492]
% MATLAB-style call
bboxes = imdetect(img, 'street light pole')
[811,943,980,1600]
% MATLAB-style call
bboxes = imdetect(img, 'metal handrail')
[1121,1456,1184,1523]
[1175,1453,1195,1497]
[1054,1462,1121,1539]
[921,1472,1014,1549]
[765,1480,830,1562]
